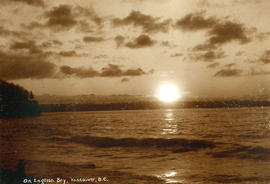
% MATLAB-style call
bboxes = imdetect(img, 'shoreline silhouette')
[39,100,270,113]
[0,80,41,118]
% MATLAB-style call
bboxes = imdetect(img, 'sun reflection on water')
[157,171,185,184]
[165,171,177,177]
[162,110,178,135]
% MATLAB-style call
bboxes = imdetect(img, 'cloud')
[24,5,103,32]
[208,21,250,45]
[224,63,236,68]
[170,53,183,57]
[22,21,44,30]
[112,10,171,33]
[94,54,108,59]
[214,68,243,77]
[114,35,125,47]
[60,65,99,78]
[99,64,123,77]
[8,0,45,7]
[100,64,147,77]
[259,50,270,64]
[123,68,147,76]
[0,26,29,38]
[125,34,155,48]
[255,31,270,41]
[59,50,78,57]
[121,78,129,82]
[175,12,216,31]
[190,50,225,62]
[192,43,217,51]
[44,5,77,30]
[247,50,270,64]
[83,36,105,42]
[161,41,177,48]
[0,51,56,80]
[248,69,270,76]
[41,40,63,48]
[177,12,250,47]
[10,41,42,54]
[207,62,220,68]
[60,64,153,78]
[74,6,103,26]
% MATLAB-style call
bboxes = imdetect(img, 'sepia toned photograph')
[0,0,270,183]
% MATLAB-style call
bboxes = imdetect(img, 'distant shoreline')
[39,100,270,113]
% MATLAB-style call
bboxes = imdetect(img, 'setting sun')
[157,84,180,103]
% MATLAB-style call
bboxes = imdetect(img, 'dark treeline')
[40,100,270,112]
[0,80,41,118]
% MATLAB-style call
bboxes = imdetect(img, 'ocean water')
[1,107,270,184]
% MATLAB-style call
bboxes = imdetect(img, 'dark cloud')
[175,12,216,31]
[74,6,103,26]
[22,21,44,30]
[259,50,270,64]
[207,62,220,68]
[114,35,125,47]
[112,10,171,33]
[10,41,42,54]
[59,51,77,57]
[100,64,123,77]
[77,20,94,33]
[60,64,153,78]
[0,26,29,38]
[161,41,177,48]
[224,63,236,68]
[121,78,129,82]
[94,54,108,59]
[52,40,62,46]
[9,0,45,7]
[248,50,270,64]
[170,53,183,57]
[44,5,77,30]
[124,68,147,76]
[214,68,243,77]
[0,26,16,36]
[0,51,56,80]
[60,65,99,78]
[24,6,103,32]
[177,12,250,47]
[100,64,147,77]
[83,36,104,42]
[41,40,63,48]
[208,21,250,45]
[125,34,155,48]
[191,50,225,62]
[192,43,217,51]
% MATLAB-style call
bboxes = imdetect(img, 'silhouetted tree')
[0,80,41,118]
[0,160,35,184]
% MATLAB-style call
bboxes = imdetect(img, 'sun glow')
[157,84,180,103]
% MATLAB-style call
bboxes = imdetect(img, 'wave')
[51,136,216,153]
[210,174,270,183]
[208,144,270,161]
[52,135,270,160]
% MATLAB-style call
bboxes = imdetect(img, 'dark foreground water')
[0,107,270,184]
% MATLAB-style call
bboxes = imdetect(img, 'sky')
[0,0,269,99]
